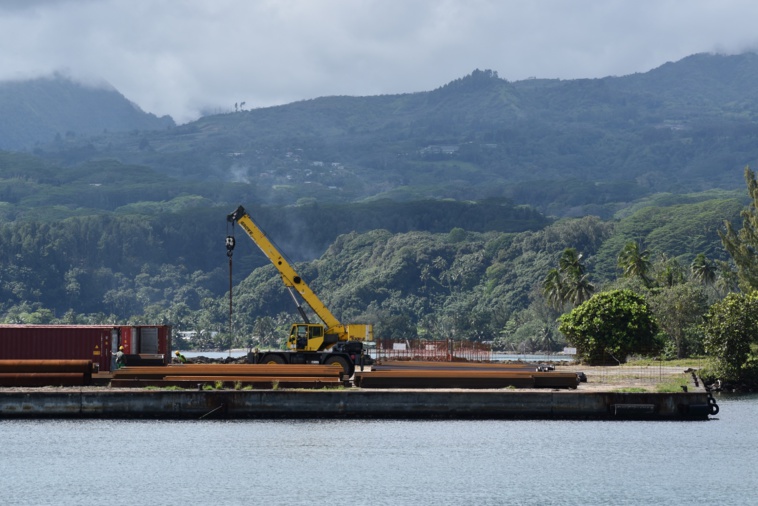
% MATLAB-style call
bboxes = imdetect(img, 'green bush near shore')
[699,356,758,386]
[655,376,690,393]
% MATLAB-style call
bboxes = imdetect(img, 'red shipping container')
[118,325,172,366]
[0,325,171,372]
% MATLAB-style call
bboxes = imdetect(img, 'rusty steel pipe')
[0,372,86,387]
[374,360,539,371]
[356,370,543,378]
[0,360,93,374]
[163,375,341,383]
[110,378,339,389]
[113,364,342,379]
[354,370,579,389]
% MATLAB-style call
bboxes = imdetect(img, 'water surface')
[1,394,755,505]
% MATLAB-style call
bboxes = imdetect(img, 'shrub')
[701,292,758,381]
[558,289,659,365]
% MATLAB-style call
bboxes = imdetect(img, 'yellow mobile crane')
[226,205,373,376]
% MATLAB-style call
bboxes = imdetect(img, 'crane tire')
[261,354,285,365]
[324,356,351,376]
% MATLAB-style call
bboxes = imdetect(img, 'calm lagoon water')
[1,394,756,506]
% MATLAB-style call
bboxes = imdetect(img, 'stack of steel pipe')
[0,359,93,387]
[111,364,343,388]
[372,361,541,371]
[355,361,578,389]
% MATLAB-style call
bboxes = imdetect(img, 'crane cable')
[226,223,236,342]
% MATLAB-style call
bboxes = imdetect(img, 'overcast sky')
[2,0,757,124]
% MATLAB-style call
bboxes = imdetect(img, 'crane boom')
[227,205,372,354]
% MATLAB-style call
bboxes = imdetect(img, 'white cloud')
[2,0,757,123]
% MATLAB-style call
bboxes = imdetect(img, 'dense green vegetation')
[559,290,659,365]
[0,152,750,380]
[701,292,758,381]
[3,53,758,388]
[0,190,742,362]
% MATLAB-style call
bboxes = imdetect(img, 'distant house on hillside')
[420,144,459,156]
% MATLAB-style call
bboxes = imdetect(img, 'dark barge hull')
[0,389,714,420]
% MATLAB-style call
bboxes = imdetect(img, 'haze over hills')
[0,73,174,151]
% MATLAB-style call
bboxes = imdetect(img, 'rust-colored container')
[0,325,171,372]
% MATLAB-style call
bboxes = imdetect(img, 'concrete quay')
[0,388,716,420]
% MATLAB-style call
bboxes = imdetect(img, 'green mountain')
[0,53,755,345]
[0,73,174,150]
[20,53,758,218]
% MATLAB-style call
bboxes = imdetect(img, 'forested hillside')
[226,190,743,350]
[0,188,743,355]
[1,53,756,357]
[0,150,551,322]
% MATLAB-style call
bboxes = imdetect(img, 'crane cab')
[288,323,339,352]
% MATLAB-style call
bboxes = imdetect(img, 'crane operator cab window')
[293,324,308,349]
[290,324,325,350]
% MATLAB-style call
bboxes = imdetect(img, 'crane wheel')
[324,356,351,377]
[261,354,285,365]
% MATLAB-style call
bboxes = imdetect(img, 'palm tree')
[537,325,556,353]
[560,248,594,305]
[656,255,685,288]
[715,260,739,296]
[252,316,278,348]
[542,268,566,310]
[543,248,595,310]
[691,253,716,286]
[565,273,595,306]
[559,248,585,278]
[618,240,653,287]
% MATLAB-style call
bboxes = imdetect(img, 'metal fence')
[372,340,706,386]
[374,339,492,362]
[556,357,708,385]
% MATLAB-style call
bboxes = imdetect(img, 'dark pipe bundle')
[0,360,93,386]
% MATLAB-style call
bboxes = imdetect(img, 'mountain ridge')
[4,52,758,217]
[0,73,175,150]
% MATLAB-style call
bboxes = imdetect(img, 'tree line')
[2,170,757,388]
[557,167,758,386]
